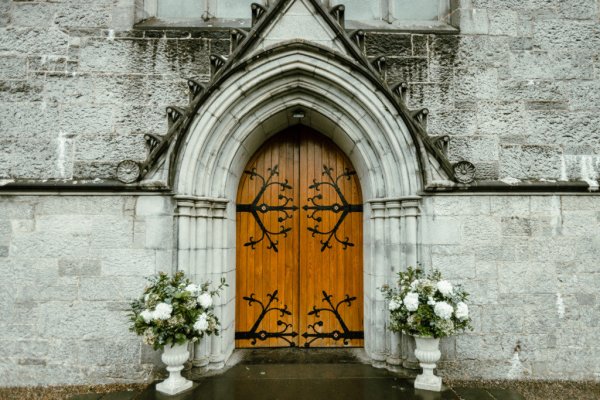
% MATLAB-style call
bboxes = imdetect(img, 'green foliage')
[129,271,227,350]
[380,266,472,338]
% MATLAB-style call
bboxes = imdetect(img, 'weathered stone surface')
[0,57,27,80]
[74,134,147,162]
[428,108,479,136]
[11,2,57,28]
[508,50,594,80]
[501,216,533,237]
[488,9,520,37]
[366,33,412,57]
[533,19,600,52]
[459,8,490,35]
[0,80,44,102]
[0,102,60,135]
[54,1,112,29]
[386,57,429,83]
[448,136,499,161]
[59,259,101,277]
[0,28,69,55]
[73,161,117,180]
[499,145,563,179]
[0,137,74,180]
[0,0,599,388]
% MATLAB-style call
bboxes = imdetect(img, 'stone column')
[175,197,195,277]
[192,199,212,368]
[401,196,421,369]
[402,197,421,268]
[209,200,228,369]
[369,201,387,364]
[176,197,229,368]
[385,200,403,367]
[368,197,422,368]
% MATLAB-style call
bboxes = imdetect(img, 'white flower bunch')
[381,267,472,338]
[130,271,227,350]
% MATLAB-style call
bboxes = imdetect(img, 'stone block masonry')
[0,195,174,386]
[0,0,598,185]
[423,194,600,380]
[0,0,225,182]
[0,0,599,388]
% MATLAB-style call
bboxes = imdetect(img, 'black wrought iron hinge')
[236,165,298,253]
[303,165,363,251]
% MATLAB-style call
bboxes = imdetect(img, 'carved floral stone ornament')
[453,161,476,184]
[116,160,141,184]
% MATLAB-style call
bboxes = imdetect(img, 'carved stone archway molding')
[135,0,462,369]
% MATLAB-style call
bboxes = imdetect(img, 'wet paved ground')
[69,349,524,400]
[136,363,523,400]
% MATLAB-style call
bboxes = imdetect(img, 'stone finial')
[391,82,408,104]
[166,106,186,128]
[329,4,345,29]
[187,78,205,102]
[349,30,366,54]
[371,56,387,78]
[231,29,249,50]
[432,135,450,155]
[144,133,164,153]
[411,108,429,130]
[251,3,268,26]
[209,55,228,75]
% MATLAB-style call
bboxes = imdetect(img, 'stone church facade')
[1,0,599,386]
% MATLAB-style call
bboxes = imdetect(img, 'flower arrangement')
[381,267,472,338]
[129,271,226,350]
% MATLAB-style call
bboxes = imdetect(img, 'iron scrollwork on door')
[302,291,364,347]
[236,165,298,253]
[235,290,298,347]
[303,165,363,251]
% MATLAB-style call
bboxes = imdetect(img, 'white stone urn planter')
[156,341,193,395]
[413,336,442,392]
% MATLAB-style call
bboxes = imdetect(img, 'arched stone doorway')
[119,0,460,371]
[234,126,364,348]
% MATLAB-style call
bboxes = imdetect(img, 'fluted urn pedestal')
[413,336,442,392]
[156,342,193,395]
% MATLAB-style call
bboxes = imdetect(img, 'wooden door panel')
[235,127,363,348]
[298,133,363,348]
[235,135,300,347]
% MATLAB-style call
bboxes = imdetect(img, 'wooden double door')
[235,126,364,348]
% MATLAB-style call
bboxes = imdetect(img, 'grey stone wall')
[423,194,600,380]
[0,0,599,387]
[0,0,227,181]
[368,0,600,184]
[0,195,174,386]
[0,0,599,183]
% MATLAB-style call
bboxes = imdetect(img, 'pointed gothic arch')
[131,0,463,369]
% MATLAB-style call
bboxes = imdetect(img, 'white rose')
[194,313,209,332]
[388,299,402,311]
[437,280,453,296]
[455,302,469,320]
[198,292,213,309]
[434,301,453,320]
[427,296,436,306]
[403,292,419,312]
[153,302,173,320]
[409,280,419,290]
[185,284,199,294]
[140,309,154,324]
